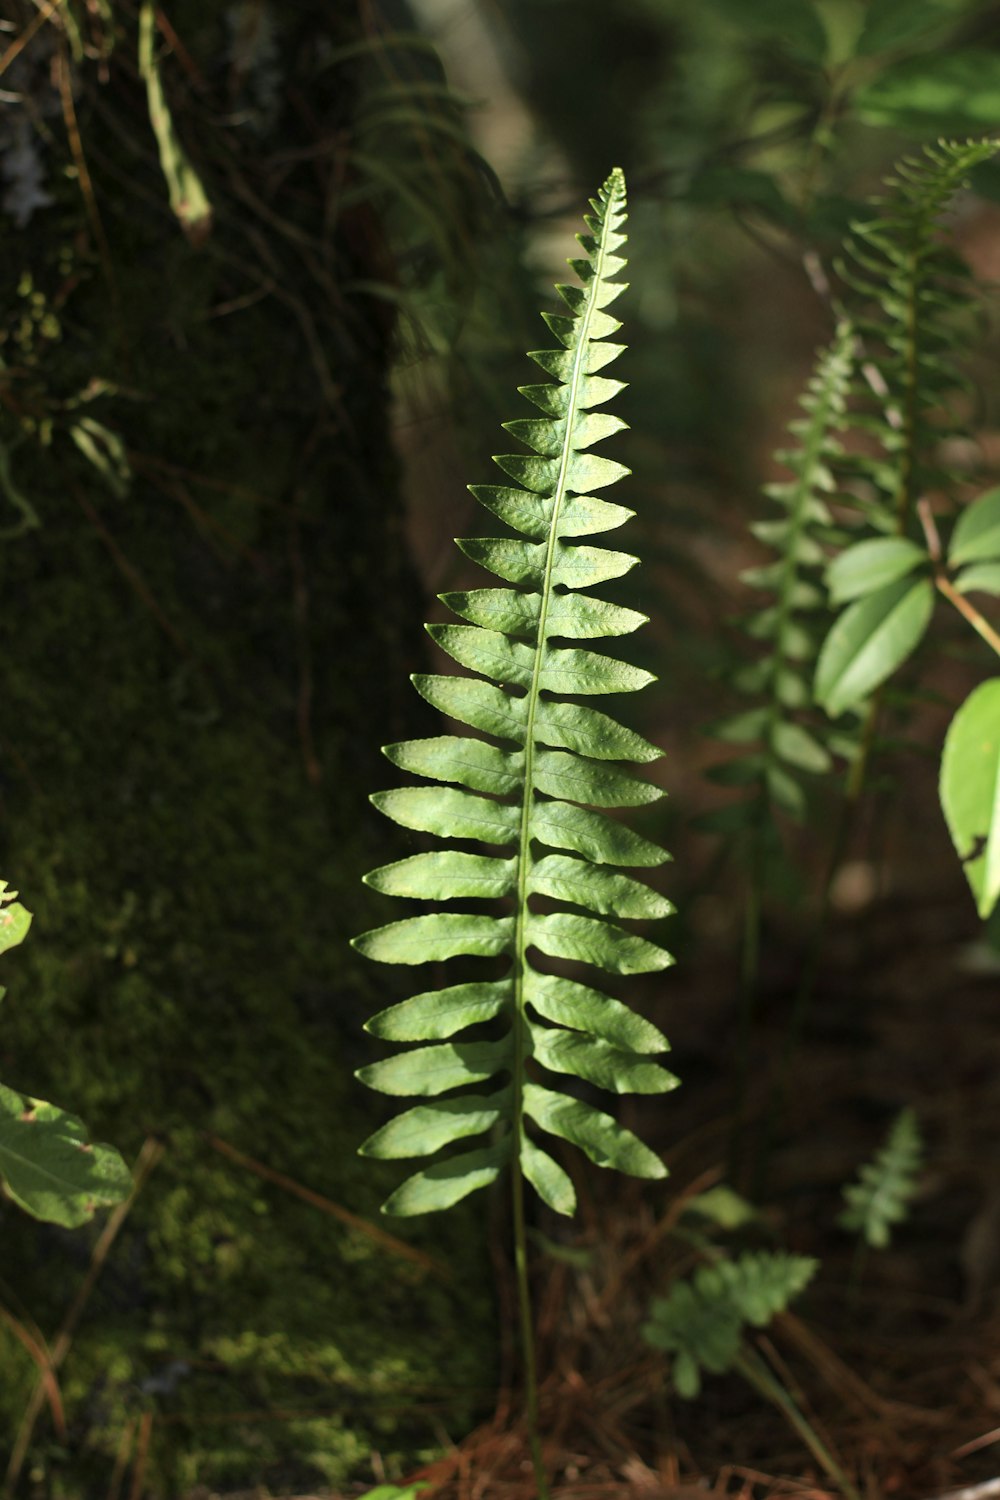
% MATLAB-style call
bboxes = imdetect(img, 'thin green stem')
[735,1344,862,1500]
[511,1165,547,1499]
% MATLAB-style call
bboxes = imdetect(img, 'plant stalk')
[512,1166,548,1499]
[735,1344,861,1500]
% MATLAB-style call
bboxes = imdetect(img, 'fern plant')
[708,319,854,839]
[838,1107,923,1250]
[642,1249,816,1399]
[353,169,675,1490]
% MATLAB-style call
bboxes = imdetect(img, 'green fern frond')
[354,170,676,1218]
[642,1251,817,1398]
[838,1108,923,1249]
[815,138,997,717]
[708,320,855,829]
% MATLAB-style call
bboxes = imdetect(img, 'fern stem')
[511,1166,548,1498]
[735,1344,861,1500]
[935,576,1000,657]
[507,174,622,1500]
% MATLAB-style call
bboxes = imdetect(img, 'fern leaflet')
[838,1108,923,1249]
[642,1251,817,1399]
[354,170,676,1218]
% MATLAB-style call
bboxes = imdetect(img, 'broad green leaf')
[950,487,1000,565]
[357,1038,509,1097]
[353,913,513,965]
[556,494,634,537]
[440,587,541,638]
[531,1025,678,1094]
[527,912,673,975]
[956,562,1000,596]
[525,971,668,1054]
[529,853,672,919]
[372,786,519,846]
[359,1092,505,1159]
[365,851,516,902]
[521,1136,576,1217]
[382,1141,510,1216]
[551,543,637,589]
[533,749,663,807]
[826,536,927,603]
[544,592,647,639]
[0,1086,134,1228]
[531,801,668,867]
[384,736,523,796]
[815,576,935,716]
[523,1083,667,1178]
[940,679,1000,919]
[367,980,511,1041]
[0,899,31,956]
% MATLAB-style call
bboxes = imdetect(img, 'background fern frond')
[355,170,676,1218]
[642,1250,817,1399]
[838,1108,924,1249]
[815,138,997,718]
[707,319,855,834]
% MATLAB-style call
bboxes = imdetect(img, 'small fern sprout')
[642,1250,817,1400]
[353,169,674,1496]
[838,1108,924,1250]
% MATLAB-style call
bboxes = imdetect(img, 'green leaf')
[373,786,519,846]
[529,853,672,919]
[815,576,935,716]
[826,536,927,603]
[359,1093,505,1159]
[0,898,31,956]
[365,851,516,901]
[521,1136,576,1217]
[956,562,1000,596]
[771,722,832,774]
[382,1141,510,1216]
[384,736,523,796]
[539,646,654,696]
[531,800,668,867]
[357,1038,509,1098]
[940,679,1000,919]
[0,1085,134,1228]
[367,980,511,1042]
[412,674,526,744]
[531,1026,678,1094]
[533,750,663,808]
[525,972,667,1054]
[523,1083,667,1178]
[353,913,513,965]
[533,699,661,763]
[950,487,1000,565]
[527,912,673,975]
